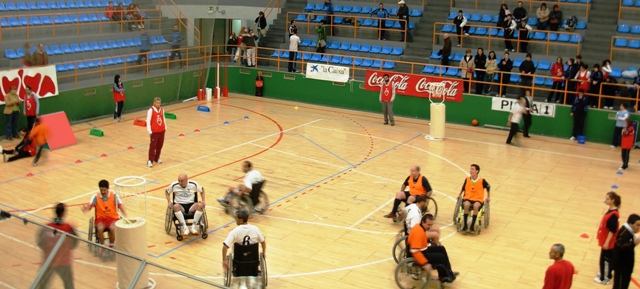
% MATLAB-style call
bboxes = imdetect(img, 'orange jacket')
[29,123,50,146]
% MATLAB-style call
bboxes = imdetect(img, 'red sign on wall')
[364,70,463,102]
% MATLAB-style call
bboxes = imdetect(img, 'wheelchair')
[87,216,116,258]
[224,236,268,289]
[395,257,446,289]
[164,192,209,241]
[223,181,270,218]
[395,195,438,224]
[392,199,438,264]
[452,195,490,235]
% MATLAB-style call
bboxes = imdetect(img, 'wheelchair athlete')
[222,210,266,286]
[384,165,434,222]
[404,194,440,243]
[407,214,457,283]
[81,180,126,249]
[218,161,265,212]
[457,164,490,232]
[166,173,206,237]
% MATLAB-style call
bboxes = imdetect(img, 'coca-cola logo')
[365,70,463,102]
[366,72,409,91]
[416,78,460,99]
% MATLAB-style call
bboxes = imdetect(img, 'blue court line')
[297,133,354,166]
[0,117,246,187]
[150,133,423,258]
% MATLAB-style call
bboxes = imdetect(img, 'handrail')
[0,9,162,43]
[254,0,280,32]
[609,35,640,61]
[157,0,200,47]
[287,12,409,42]
[501,0,590,18]
[348,0,424,5]
[432,22,581,56]
[618,0,640,19]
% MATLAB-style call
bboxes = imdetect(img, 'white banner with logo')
[0,65,59,104]
[305,64,350,83]
[491,97,556,118]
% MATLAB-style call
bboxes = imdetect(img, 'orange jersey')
[407,224,428,266]
[462,176,486,202]
[408,174,428,196]
[95,192,119,220]
[29,123,51,146]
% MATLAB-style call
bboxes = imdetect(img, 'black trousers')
[255,86,263,97]
[567,80,577,103]
[441,55,450,67]
[114,101,124,119]
[499,72,510,96]
[504,31,514,50]
[137,49,150,64]
[523,114,532,136]
[2,149,31,162]
[520,76,532,96]
[599,249,614,281]
[621,149,631,169]
[400,21,412,42]
[455,26,470,45]
[612,270,632,289]
[572,113,586,137]
[547,81,563,102]
[462,78,471,93]
[421,246,455,281]
[288,51,297,72]
[475,71,486,94]
[33,143,46,164]
[613,126,624,147]
[27,115,37,132]
[377,20,386,40]
[169,45,182,60]
[506,122,519,143]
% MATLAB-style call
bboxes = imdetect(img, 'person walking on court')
[619,118,634,171]
[542,243,575,289]
[288,29,300,73]
[570,91,588,141]
[112,75,125,122]
[522,90,533,138]
[611,103,629,148]
[146,97,166,168]
[29,117,50,167]
[594,191,620,285]
[612,214,640,289]
[370,3,390,40]
[379,74,396,126]
[36,203,78,289]
[506,96,526,145]
[23,85,39,132]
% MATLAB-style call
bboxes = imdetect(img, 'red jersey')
[147,106,166,133]
[575,70,590,93]
[621,125,635,149]
[113,82,125,102]
[24,93,38,116]
[379,81,395,102]
[597,209,619,249]
[38,222,76,267]
[542,260,575,289]
[550,62,564,82]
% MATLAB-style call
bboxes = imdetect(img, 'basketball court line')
[0,281,17,289]
[296,133,354,166]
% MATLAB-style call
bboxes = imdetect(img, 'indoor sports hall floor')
[0,94,638,289]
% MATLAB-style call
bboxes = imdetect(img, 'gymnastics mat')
[39,111,76,150]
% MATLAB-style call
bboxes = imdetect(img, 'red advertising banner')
[364,70,463,102]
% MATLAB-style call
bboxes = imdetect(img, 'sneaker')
[114,118,119,122]
[619,167,626,171]
[462,225,468,232]
[504,48,508,52]
[384,122,389,125]
[555,100,560,103]
[119,117,125,121]
[457,44,461,47]
[383,212,397,221]
[32,161,38,167]
[2,153,7,162]
[217,198,229,206]
[464,33,469,36]
[469,226,475,232]
[511,49,515,52]
[569,136,576,140]
[189,226,199,235]
[391,123,395,126]
[610,145,616,148]
[182,227,189,237]
[147,160,153,167]
[593,277,610,285]
[157,159,163,164]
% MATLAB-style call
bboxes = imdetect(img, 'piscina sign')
[491,97,556,117]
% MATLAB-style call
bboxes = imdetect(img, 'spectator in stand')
[316,21,328,54]
[236,28,244,64]
[503,14,516,52]
[565,58,579,103]
[169,25,183,68]
[575,55,584,70]
[136,28,150,65]
[114,3,125,25]
[549,5,562,31]
[484,51,497,95]
[324,0,334,36]
[498,51,513,97]
[570,91,588,141]
[397,1,412,42]
[288,28,300,73]
[441,34,452,67]
[371,3,390,40]
[519,53,536,96]
[513,1,528,26]
[32,43,48,66]
[536,3,549,30]
[106,1,115,20]
[4,86,21,141]
[243,29,258,67]
[129,4,144,29]
[2,128,36,162]
[612,103,629,148]
[575,63,591,97]
[498,4,510,29]
[602,76,618,110]
[460,49,475,94]
[589,64,604,108]
[453,10,469,47]
[542,244,575,289]
[23,85,39,132]
[227,33,237,62]
[240,28,250,66]
[517,23,531,53]
[113,75,125,122]
[547,57,565,103]
[22,43,33,67]
[288,20,296,39]
[474,48,487,95]
[255,11,268,41]
[620,118,635,171]
[602,59,612,80]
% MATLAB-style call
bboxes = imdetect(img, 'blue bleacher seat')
[19,17,28,26]
[100,0,108,7]
[622,0,633,5]
[29,16,42,25]
[361,6,371,14]
[295,14,307,22]
[64,63,75,70]
[489,28,499,36]
[370,45,382,53]
[61,44,73,53]
[56,64,67,72]
[527,18,538,26]
[83,0,93,8]
[576,21,586,30]
[78,14,89,22]
[429,51,441,60]
[312,16,325,23]
[409,22,415,30]
[534,77,545,86]
[341,5,351,13]
[333,17,343,24]
[281,51,289,59]
[310,53,322,62]
[390,47,403,55]
[78,61,88,69]
[37,1,48,9]
[1,19,9,27]
[354,58,363,66]
[548,33,558,41]
[361,18,373,27]
[328,41,340,49]
[300,39,311,47]
[125,38,135,47]
[371,60,381,68]
[441,24,454,33]
[56,0,67,8]
[302,53,311,61]
[618,25,631,33]
[90,42,100,50]
[475,27,487,36]
[359,44,371,52]
[447,12,457,20]
[27,2,38,10]
[114,56,126,63]
[393,21,402,29]
[108,40,118,49]
[422,65,435,74]
[513,58,523,67]
[361,59,372,67]
[538,61,550,70]
[339,42,350,50]
[629,39,640,49]
[156,36,168,44]
[333,5,342,12]
[570,35,581,43]
[383,61,395,69]
[102,58,114,65]
[98,41,109,50]
[610,67,622,78]
[497,29,505,37]
[631,26,640,34]
[88,14,99,22]
[133,38,141,46]
[390,8,398,15]
[313,3,323,11]
[510,74,521,83]
[470,14,481,21]
[329,56,342,64]
[68,14,78,22]
[310,39,317,47]
[557,34,570,42]
[409,9,422,17]
[269,50,280,57]
[40,16,52,24]
[7,18,20,26]
[0,3,5,11]
[453,53,463,61]
[75,0,85,7]
[543,78,553,86]
[384,20,393,28]
[65,0,75,8]
[614,38,628,47]
[49,45,62,54]
[445,68,458,76]
[80,42,91,51]
[303,3,314,12]
[352,6,362,13]
[635,0,640,5]
[6,2,18,11]
[5,49,20,59]
[468,27,477,35]
[348,43,360,51]
[380,46,392,54]
[15,48,25,57]
[481,15,493,22]
[70,43,81,52]
[296,52,302,60]
[149,36,158,45]
[532,32,546,40]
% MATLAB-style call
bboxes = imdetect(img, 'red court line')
[632,277,640,288]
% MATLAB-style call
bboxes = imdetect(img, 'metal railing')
[287,12,409,42]
[610,36,640,61]
[501,0,590,18]
[618,0,640,19]
[157,0,201,48]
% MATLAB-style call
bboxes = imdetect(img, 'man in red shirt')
[543,243,575,289]
[3,128,36,162]
[146,97,167,167]
[379,74,396,126]
[36,203,78,289]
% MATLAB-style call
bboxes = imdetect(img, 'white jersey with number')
[166,180,203,204]
[404,203,422,229]
[243,170,264,191]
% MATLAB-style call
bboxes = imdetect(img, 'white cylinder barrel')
[116,218,149,289]
[429,103,446,139]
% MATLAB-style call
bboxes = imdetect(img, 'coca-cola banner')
[364,70,463,102]
[0,65,59,104]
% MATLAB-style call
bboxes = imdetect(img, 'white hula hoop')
[114,176,147,188]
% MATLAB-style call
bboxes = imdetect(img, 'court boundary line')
[297,133,354,166]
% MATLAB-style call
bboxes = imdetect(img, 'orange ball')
[471,119,479,126]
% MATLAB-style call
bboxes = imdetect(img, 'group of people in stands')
[21,42,49,67]
[105,1,145,31]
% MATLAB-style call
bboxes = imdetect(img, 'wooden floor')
[1,94,639,289]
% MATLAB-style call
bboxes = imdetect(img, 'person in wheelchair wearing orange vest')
[458,164,490,232]
[81,180,127,249]
[384,165,433,222]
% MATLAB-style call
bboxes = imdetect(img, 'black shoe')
[462,226,468,232]
[384,122,389,125]
[390,123,395,126]
[523,135,530,138]
[468,226,475,232]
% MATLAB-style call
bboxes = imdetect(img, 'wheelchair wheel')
[88,217,94,242]
[224,254,233,287]
[164,206,173,235]
[253,191,270,214]
[425,196,438,219]
[228,194,253,218]
[452,196,462,224]
[260,252,268,287]
[394,257,430,289]
[484,201,490,228]
[392,236,407,264]
[201,211,209,239]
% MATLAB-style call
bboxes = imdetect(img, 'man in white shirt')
[218,161,266,211]
[166,173,206,236]
[222,209,266,273]
[506,96,527,145]
[403,194,441,244]
[288,28,300,73]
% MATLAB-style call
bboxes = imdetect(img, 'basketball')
[471,119,479,126]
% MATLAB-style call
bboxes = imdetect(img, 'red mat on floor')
[39,111,76,150]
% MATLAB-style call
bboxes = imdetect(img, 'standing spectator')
[22,42,33,67]
[619,118,634,171]
[474,48,487,95]
[536,3,550,30]
[236,28,245,64]
[397,1,412,42]
[379,74,395,126]
[371,3,390,40]
[549,5,562,31]
[23,85,39,132]
[2,128,36,163]
[498,51,513,97]
[288,28,300,73]
[517,23,531,52]
[513,1,528,26]
[460,49,475,94]
[547,56,565,103]
[316,21,327,54]
[542,244,575,289]
[113,3,124,25]
[227,32,237,62]
[522,90,533,138]
[602,76,618,110]
[589,64,603,108]
[136,28,150,65]
[506,96,525,145]
[594,191,621,285]
[254,11,268,41]
[611,214,640,289]
[29,117,50,167]
[105,1,115,20]
[453,10,469,47]
[519,53,535,96]
[602,59,612,80]
[324,0,334,36]
[242,29,257,67]
[441,34,452,67]
[32,43,48,66]
[112,75,125,122]
[497,4,510,29]
[288,20,296,39]
[503,14,516,52]
[575,63,591,97]
[4,86,21,141]
[36,203,78,289]
[169,25,183,68]
[612,103,629,148]
[565,58,580,103]
[570,91,588,140]
[146,97,166,168]
[484,50,497,95]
